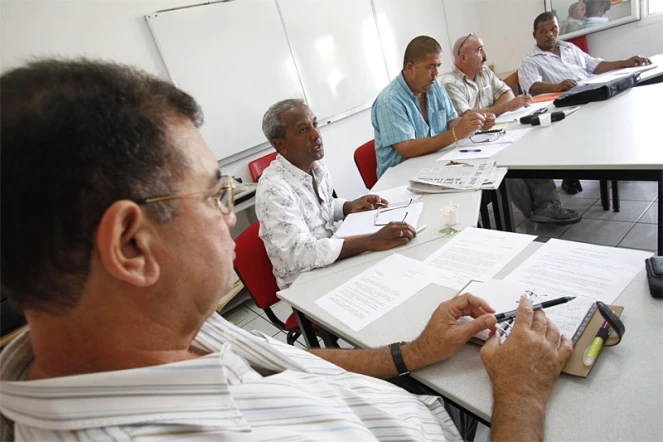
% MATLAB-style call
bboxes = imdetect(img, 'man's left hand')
[624,55,651,67]
[481,113,496,131]
[344,195,388,215]
[404,293,497,368]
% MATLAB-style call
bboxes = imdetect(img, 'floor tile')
[582,200,652,223]
[516,219,572,238]
[617,223,659,252]
[557,197,596,216]
[242,297,263,316]
[270,301,296,323]
[241,316,283,337]
[612,181,658,202]
[560,219,633,247]
[222,305,259,328]
[637,203,658,224]
[337,338,357,349]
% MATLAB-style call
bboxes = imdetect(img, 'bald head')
[452,33,487,78]
[453,33,479,63]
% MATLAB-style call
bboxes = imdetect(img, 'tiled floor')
[223,180,659,342]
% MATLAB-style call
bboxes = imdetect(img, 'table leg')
[600,181,610,210]
[293,308,320,348]
[497,181,515,232]
[611,181,620,212]
[480,190,492,229]
[658,173,662,256]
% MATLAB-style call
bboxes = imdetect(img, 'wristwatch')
[389,341,410,376]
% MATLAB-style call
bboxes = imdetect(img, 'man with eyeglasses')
[371,35,495,179]
[443,33,581,225]
[1,59,572,441]
[256,99,416,290]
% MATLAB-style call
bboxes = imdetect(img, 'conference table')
[279,235,661,441]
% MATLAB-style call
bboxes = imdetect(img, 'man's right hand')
[507,94,532,111]
[367,221,415,251]
[555,79,577,92]
[454,111,486,138]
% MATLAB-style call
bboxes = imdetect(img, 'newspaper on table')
[408,160,497,193]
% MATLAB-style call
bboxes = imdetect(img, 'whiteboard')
[146,1,305,161]
[372,0,453,79]
[276,0,390,123]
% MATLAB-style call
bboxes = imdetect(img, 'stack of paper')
[408,160,497,193]
[333,202,424,239]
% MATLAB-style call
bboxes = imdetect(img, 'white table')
[278,240,662,441]
[493,83,663,254]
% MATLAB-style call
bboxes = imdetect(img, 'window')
[648,0,663,15]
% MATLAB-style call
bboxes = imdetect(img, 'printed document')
[369,185,421,205]
[333,202,423,239]
[504,239,654,304]
[315,254,439,331]
[447,127,533,150]
[495,102,550,123]
[423,227,535,290]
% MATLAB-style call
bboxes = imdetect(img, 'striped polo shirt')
[442,65,512,115]
[371,73,458,179]
[518,41,603,94]
[0,314,461,441]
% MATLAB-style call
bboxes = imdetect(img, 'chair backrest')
[248,151,278,183]
[354,139,378,189]
[503,70,522,95]
[233,221,280,310]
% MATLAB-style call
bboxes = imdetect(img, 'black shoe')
[531,202,582,225]
[562,179,583,195]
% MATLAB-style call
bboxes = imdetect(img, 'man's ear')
[272,138,286,156]
[96,200,160,288]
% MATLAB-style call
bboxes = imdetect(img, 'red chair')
[248,151,278,183]
[354,139,378,189]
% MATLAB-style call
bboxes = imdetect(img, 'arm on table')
[593,55,652,75]
[309,293,497,379]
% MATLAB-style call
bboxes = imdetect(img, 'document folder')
[553,73,638,107]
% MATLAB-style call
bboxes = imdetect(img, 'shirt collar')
[396,72,418,100]
[275,153,325,190]
[531,41,567,57]
[0,329,250,432]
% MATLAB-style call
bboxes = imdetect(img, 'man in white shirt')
[256,99,415,289]
[583,0,610,28]
[518,11,650,95]
[443,33,581,225]
[0,58,572,442]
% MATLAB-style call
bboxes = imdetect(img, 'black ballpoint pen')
[494,296,576,323]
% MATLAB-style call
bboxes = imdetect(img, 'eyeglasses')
[373,199,412,226]
[469,129,505,144]
[457,32,475,55]
[135,175,236,214]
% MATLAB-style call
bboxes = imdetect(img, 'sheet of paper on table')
[423,227,536,290]
[504,238,654,304]
[314,253,440,332]
[495,101,550,124]
[368,185,421,205]
[333,202,424,239]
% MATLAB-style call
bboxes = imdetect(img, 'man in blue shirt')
[372,36,491,178]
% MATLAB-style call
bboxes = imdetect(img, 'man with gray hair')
[256,99,415,289]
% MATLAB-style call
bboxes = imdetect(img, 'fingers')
[531,309,548,336]
[558,334,573,365]
[454,293,497,316]
[545,317,561,346]
[512,296,534,332]
[456,314,498,343]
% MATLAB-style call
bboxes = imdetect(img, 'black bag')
[645,256,663,299]
[553,73,638,107]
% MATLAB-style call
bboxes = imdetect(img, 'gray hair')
[262,98,306,145]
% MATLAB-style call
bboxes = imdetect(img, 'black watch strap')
[390,341,409,376]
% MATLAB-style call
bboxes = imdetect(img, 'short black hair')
[534,11,558,31]
[1,59,203,312]
[403,36,442,69]
[586,0,610,16]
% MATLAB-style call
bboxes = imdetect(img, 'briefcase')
[553,73,638,107]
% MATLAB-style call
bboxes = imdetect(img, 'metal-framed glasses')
[373,199,412,226]
[469,129,505,144]
[134,175,236,214]
[457,32,475,55]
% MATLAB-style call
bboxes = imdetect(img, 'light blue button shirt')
[372,72,458,178]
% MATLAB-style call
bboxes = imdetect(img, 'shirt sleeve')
[255,183,344,282]
[372,96,417,147]
[488,70,512,102]
[518,56,543,94]
[577,46,603,73]
[442,80,470,115]
[333,198,346,222]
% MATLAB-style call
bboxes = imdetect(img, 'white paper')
[333,202,424,239]
[504,239,654,304]
[314,254,439,331]
[423,227,536,290]
[495,102,550,123]
[435,143,511,161]
[413,161,496,190]
[368,185,421,205]
[459,279,594,343]
[450,127,533,149]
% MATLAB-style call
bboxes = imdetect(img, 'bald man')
[442,33,581,226]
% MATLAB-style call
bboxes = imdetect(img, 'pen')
[459,149,481,153]
[416,224,427,234]
[583,320,610,367]
[494,296,576,322]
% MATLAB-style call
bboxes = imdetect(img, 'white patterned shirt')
[0,314,461,441]
[255,154,346,289]
[518,41,603,93]
[442,66,512,115]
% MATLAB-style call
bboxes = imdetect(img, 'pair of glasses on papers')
[373,199,412,226]
[470,128,506,144]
